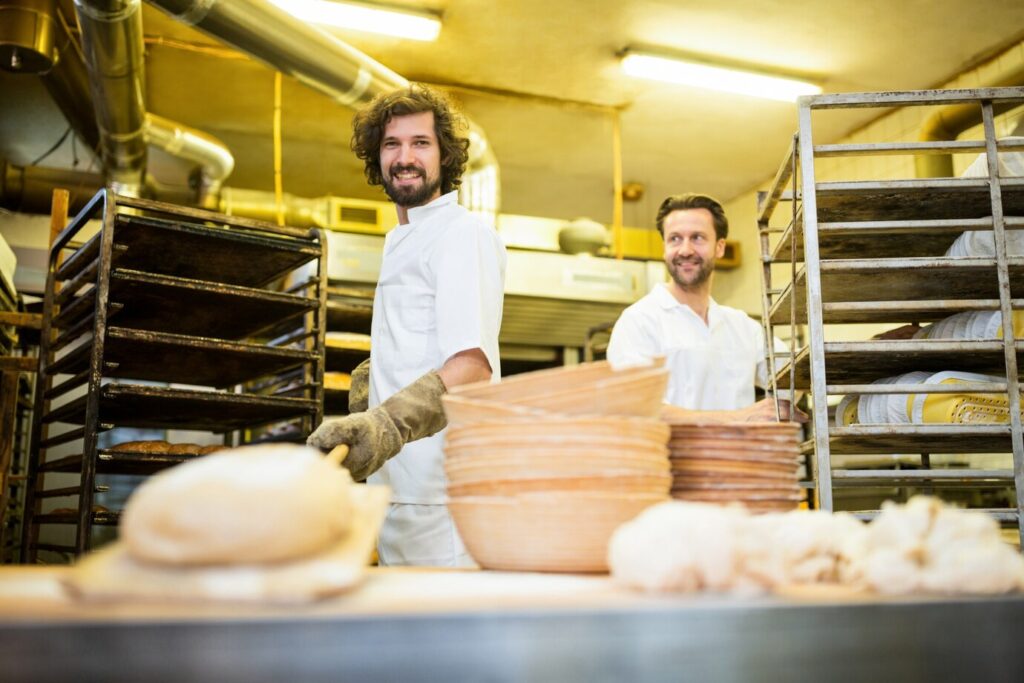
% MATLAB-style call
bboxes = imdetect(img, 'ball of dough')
[122,444,354,566]
[608,501,750,593]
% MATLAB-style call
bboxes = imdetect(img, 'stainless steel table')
[2,567,1023,682]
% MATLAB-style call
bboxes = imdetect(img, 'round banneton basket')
[440,394,546,427]
[448,362,669,418]
[448,359,664,402]
[447,471,672,498]
[449,492,667,572]
[446,414,670,447]
[446,449,671,481]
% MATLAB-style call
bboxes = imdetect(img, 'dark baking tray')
[46,327,317,387]
[43,384,318,431]
[112,214,320,288]
[106,269,318,340]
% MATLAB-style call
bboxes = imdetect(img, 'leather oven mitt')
[348,358,371,414]
[307,371,448,482]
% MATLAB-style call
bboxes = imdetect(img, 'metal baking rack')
[758,87,1024,544]
[22,190,327,559]
[0,291,39,564]
[323,285,373,417]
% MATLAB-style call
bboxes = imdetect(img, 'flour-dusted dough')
[608,501,752,593]
[743,510,868,587]
[609,502,869,594]
[121,444,354,566]
[864,496,1024,595]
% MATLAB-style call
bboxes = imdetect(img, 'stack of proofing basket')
[665,421,804,511]
[441,361,672,572]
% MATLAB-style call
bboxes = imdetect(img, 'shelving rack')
[22,190,327,560]
[758,87,1024,544]
[0,289,39,564]
[323,285,373,416]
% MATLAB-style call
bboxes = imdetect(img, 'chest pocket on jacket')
[377,284,435,370]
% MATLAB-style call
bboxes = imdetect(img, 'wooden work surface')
[3,565,1024,682]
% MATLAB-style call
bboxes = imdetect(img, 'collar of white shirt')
[405,190,459,224]
[653,283,721,327]
[387,191,459,253]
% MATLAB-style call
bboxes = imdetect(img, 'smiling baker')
[607,193,802,424]
[308,84,507,567]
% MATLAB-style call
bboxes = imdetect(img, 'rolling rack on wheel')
[22,190,328,561]
[758,87,1024,545]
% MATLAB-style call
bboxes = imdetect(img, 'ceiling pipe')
[73,0,147,196]
[0,0,59,73]
[145,0,501,220]
[1,160,102,213]
[145,112,234,205]
[25,0,233,203]
[41,0,101,153]
[916,61,1024,178]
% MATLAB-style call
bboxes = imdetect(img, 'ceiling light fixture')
[620,49,821,103]
[269,0,442,42]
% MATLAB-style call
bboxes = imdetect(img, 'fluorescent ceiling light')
[270,0,442,41]
[621,51,821,103]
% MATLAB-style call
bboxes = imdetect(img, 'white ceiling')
[2,0,1024,227]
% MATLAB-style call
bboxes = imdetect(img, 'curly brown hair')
[351,84,470,195]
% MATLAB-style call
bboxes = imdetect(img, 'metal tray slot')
[776,340,1024,387]
[101,327,318,386]
[114,214,321,288]
[808,424,1012,456]
[52,289,96,331]
[45,339,92,376]
[44,368,91,400]
[55,231,101,283]
[43,384,318,431]
[106,269,319,340]
[38,423,113,450]
[813,177,1024,222]
[54,259,98,308]
[769,258,1024,325]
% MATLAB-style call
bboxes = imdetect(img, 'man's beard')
[666,255,714,290]
[383,164,443,208]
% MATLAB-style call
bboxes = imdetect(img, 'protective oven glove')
[348,357,371,414]
[307,371,448,482]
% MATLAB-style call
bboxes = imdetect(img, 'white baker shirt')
[367,191,506,504]
[606,283,776,411]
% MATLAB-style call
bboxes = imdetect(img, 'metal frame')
[21,190,328,561]
[758,87,1024,544]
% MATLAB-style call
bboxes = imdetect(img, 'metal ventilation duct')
[0,0,59,73]
[916,61,1024,178]
[73,0,147,195]
[145,0,501,218]
[16,0,234,202]
[145,113,234,204]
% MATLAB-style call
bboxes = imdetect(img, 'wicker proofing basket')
[449,492,667,572]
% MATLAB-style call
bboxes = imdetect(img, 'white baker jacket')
[606,283,781,410]
[367,191,506,504]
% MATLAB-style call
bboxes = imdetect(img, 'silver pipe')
[145,112,234,204]
[916,61,1024,178]
[1,160,103,213]
[73,0,146,195]
[40,0,101,153]
[146,0,500,218]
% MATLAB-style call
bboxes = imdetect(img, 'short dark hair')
[655,193,729,240]
[351,84,470,195]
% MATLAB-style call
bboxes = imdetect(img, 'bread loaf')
[121,444,354,566]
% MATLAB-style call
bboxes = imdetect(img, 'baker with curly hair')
[308,84,506,567]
